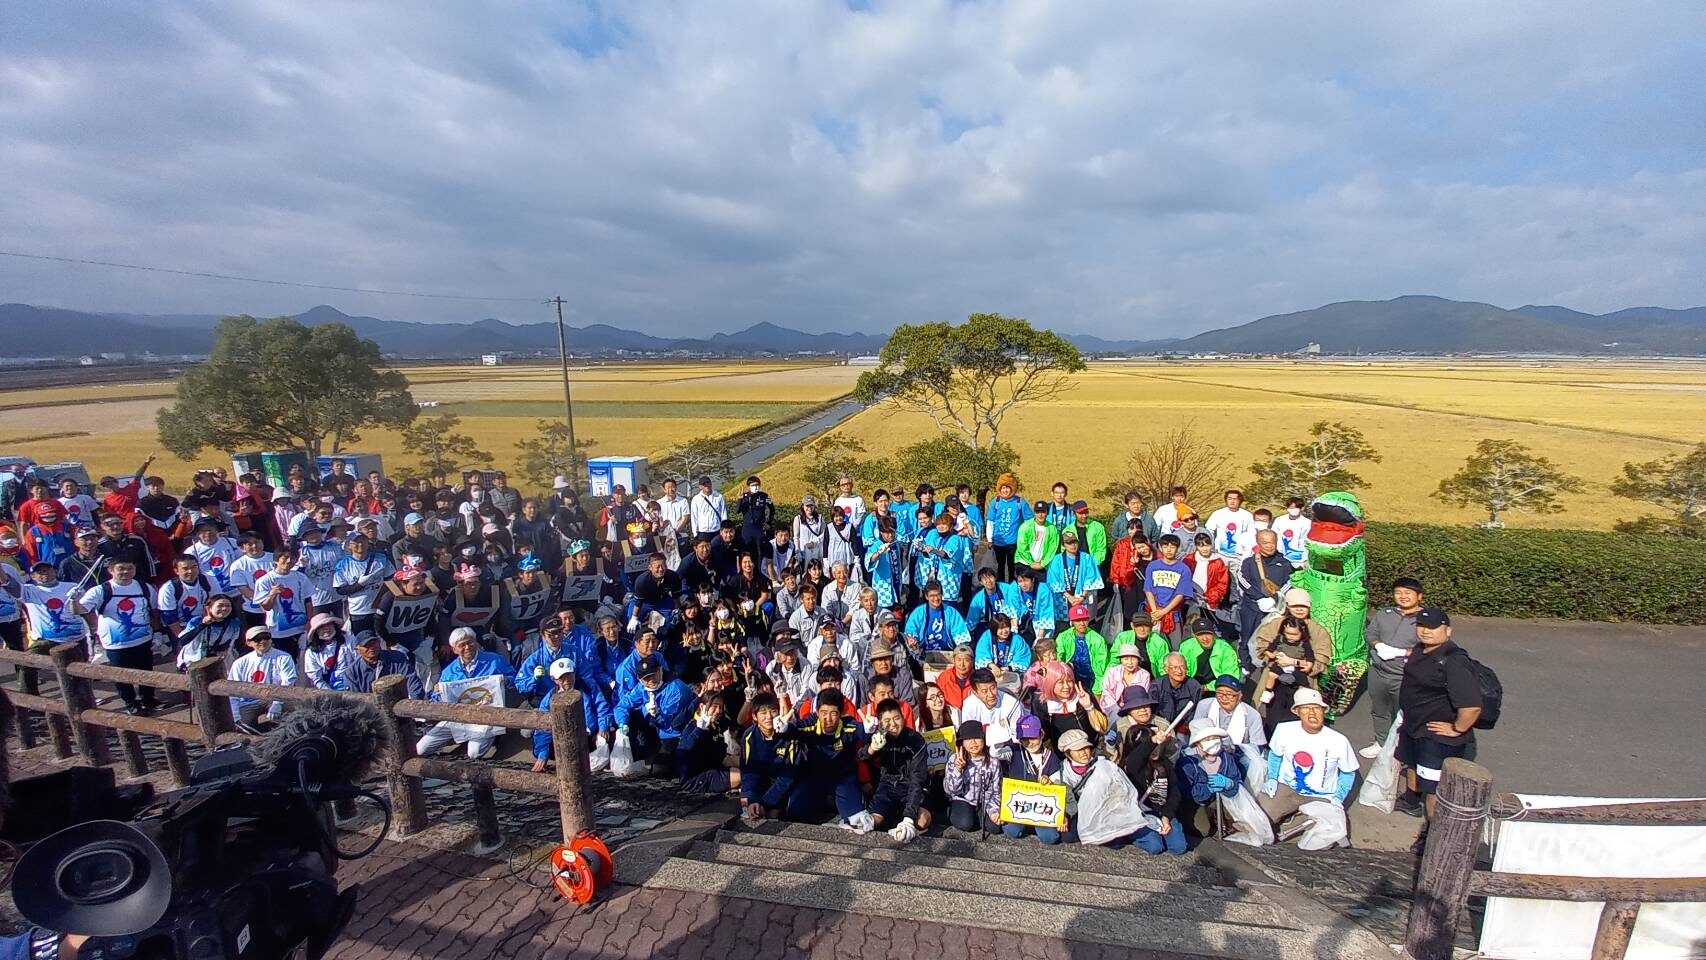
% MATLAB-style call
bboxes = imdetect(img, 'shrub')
[1365,522,1706,625]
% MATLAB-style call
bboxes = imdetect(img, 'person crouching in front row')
[416,627,511,760]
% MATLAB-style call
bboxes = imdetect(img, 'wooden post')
[186,657,234,749]
[163,739,193,787]
[119,730,149,778]
[13,665,37,750]
[1404,759,1495,960]
[28,647,74,759]
[551,690,593,841]
[49,642,110,766]
[470,785,503,854]
[1589,901,1640,960]
[372,676,427,836]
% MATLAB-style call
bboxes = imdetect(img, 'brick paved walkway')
[329,842,1213,960]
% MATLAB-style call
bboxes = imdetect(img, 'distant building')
[848,355,881,365]
[480,353,505,366]
[99,352,126,361]
[78,356,97,366]
[1302,342,1322,355]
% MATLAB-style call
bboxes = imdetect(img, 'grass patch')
[437,399,818,420]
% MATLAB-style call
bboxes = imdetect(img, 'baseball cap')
[1215,674,1242,691]
[1129,611,1153,627]
[802,494,817,506]
[403,512,424,526]
[1072,499,1089,512]
[955,720,986,743]
[1190,615,1218,636]
[354,631,383,647]
[1015,714,1043,739]
[1068,603,1091,622]
[877,610,899,626]
[1416,607,1451,628]
[952,641,974,656]
[244,626,272,643]
[549,657,577,679]
[637,656,664,677]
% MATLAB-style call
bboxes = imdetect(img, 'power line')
[0,249,544,303]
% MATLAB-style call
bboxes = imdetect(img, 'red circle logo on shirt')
[45,598,63,612]
[117,598,136,613]
[182,596,199,609]
[251,670,265,683]
[1293,750,1315,770]
[278,588,293,600]
[209,556,225,569]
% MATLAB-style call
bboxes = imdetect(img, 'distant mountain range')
[3,295,1705,359]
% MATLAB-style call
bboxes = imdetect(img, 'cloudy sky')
[3,1,1703,337]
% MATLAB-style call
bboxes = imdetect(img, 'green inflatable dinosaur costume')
[1290,491,1369,721]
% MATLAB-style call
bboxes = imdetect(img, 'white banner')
[439,674,507,743]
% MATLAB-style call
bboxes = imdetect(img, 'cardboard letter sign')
[1000,777,1068,829]
[923,726,956,773]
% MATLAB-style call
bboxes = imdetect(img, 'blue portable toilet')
[586,456,649,497]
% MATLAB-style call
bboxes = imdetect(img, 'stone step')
[716,829,1253,899]
[644,856,1343,960]
[688,840,1288,926]
[744,819,1232,885]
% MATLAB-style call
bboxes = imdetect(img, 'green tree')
[1094,422,1234,509]
[660,435,735,484]
[853,313,1085,450]
[1245,420,1381,504]
[1436,438,1582,527]
[401,413,492,477]
[889,436,1020,503]
[1610,443,1706,537]
[156,315,416,460]
[513,420,597,491]
[799,435,887,499]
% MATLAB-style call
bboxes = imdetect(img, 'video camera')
[4,696,391,960]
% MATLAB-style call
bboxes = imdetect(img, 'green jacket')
[1180,635,1240,690]
[1055,628,1111,695]
[1069,520,1109,566]
[1015,520,1060,571]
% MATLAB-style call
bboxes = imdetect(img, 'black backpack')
[1462,653,1503,730]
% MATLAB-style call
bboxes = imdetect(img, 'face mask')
[1200,740,1223,756]
[1287,508,1302,518]
[715,609,731,620]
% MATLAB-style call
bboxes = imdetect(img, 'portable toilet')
[258,450,312,489]
[315,452,384,482]
[230,451,263,481]
[586,456,649,497]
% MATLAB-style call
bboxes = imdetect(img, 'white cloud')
[0,0,1701,336]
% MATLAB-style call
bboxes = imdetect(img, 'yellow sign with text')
[923,726,956,773]
[999,778,1068,829]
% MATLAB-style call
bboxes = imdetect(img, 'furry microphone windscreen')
[248,694,387,784]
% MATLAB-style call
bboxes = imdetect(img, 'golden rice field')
[755,360,1706,531]
[6,358,1706,531]
[0,362,859,488]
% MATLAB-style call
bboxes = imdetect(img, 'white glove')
[1256,597,1276,614]
[888,817,919,843]
[627,615,640,634]
[695,712,713,730]
[1374,641,1407,661]
[868,731,887,754]
[863,715,878,734]
[847,811,875,834]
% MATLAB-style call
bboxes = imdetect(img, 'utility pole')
[552,296,580,494]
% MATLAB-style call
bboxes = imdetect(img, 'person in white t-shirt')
[254,551,316,657]
[832,475,866,527]
[1152,485,1191,533]
[688,476,728,540]
[656,478,692,551]
[227,536,275,629]
[1271,497,1311,567]
[56,477,101,532]
[73,558,159,713]
[227,626,299,729]
[1206,489,1256,570]
[1258,689,1358,847]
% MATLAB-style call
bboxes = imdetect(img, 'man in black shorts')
[1396,607,1483,827]
[866,698,932,842]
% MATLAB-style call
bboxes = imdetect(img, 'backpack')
[1463,654,1503,730]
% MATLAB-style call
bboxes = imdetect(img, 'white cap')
[553,475,571,489]
[1188,718,1228,745]
[1116,642,1142,659]
[1291,688,1327,712]
[549,657,576,679]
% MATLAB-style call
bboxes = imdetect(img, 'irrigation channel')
[727,397,865,475]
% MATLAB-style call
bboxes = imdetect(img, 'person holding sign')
[866,699,932,842]
[1000,714,1067,845]
[944,720,1004,834]
[416,627,511,760]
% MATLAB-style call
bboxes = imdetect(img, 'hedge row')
[1365,521,1706,625]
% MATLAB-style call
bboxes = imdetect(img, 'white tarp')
[1479,794,1706,960]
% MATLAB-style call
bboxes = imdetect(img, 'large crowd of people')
[0,456,1484,852]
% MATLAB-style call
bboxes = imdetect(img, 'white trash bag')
[1294,800,1350,851]
[588,735,612,774]
[1357,710,1405,814]
[1219,785,1276,847]
[608,730,638,778]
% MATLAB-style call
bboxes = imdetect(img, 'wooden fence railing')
[1404,759,1706,960]
[0,642,593,848]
